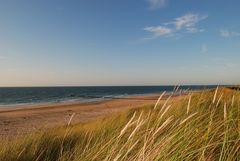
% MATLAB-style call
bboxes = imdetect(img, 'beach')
[0,94,170,138]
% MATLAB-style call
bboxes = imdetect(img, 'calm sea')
[0,86,216,106]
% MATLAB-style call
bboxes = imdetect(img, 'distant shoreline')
[0,93,173,138]
[0,92,169,111]
[0,85,216,108]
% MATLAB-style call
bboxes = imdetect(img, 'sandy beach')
[0,94,170,138]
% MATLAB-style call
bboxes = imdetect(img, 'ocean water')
[0,86,216,106]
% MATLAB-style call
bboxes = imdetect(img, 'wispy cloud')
[147,0,167,9]
[144,26,172,38]
[144,13,207,39]
[220,29,240,38]
[171,14,207,32]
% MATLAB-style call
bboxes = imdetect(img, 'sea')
[0,86,216,107]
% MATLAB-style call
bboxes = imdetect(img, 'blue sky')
[0,0,240,86]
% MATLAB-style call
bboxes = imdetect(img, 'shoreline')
[0,92,168,112]
[0,92,171,110]
[0,93,180,138]
[0,85,212,110]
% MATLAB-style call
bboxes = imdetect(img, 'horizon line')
[0,84,228,88]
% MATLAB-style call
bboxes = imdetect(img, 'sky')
[0,0,240,86]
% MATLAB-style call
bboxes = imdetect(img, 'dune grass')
[0,87,240,161]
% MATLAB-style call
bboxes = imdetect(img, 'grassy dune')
[0,87,240,161]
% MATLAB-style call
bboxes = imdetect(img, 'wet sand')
[0,94,172,138]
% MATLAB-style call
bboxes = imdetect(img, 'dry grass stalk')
[154,91,166,110]
[68,113,76,126]
[137,111,143,124]
[187,94,192,115]
[121,140,139,160]
[159,105,172,120]
[152,116,174,139]
[224,103,227,120]
[173,85,180,94]
[118,112,136,138]
[139,135,148,160]
[128,120,145,141]
[179,112,198,125]
[216,93,223,107]
[159,95,172,114]
[212,86,219,104]
[82,133,94,154]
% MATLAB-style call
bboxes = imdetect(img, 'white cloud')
[144,13,207,39]
[173,14,207,30]
[220,29,240,38]
[187,28,205,33]
[144,26,172,36]
[147,0,167,9]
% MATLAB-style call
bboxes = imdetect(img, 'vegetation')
[0,87,240,161]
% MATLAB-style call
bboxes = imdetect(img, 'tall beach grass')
[0,87,240,161]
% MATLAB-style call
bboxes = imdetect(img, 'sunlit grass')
[0,87,240,161]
